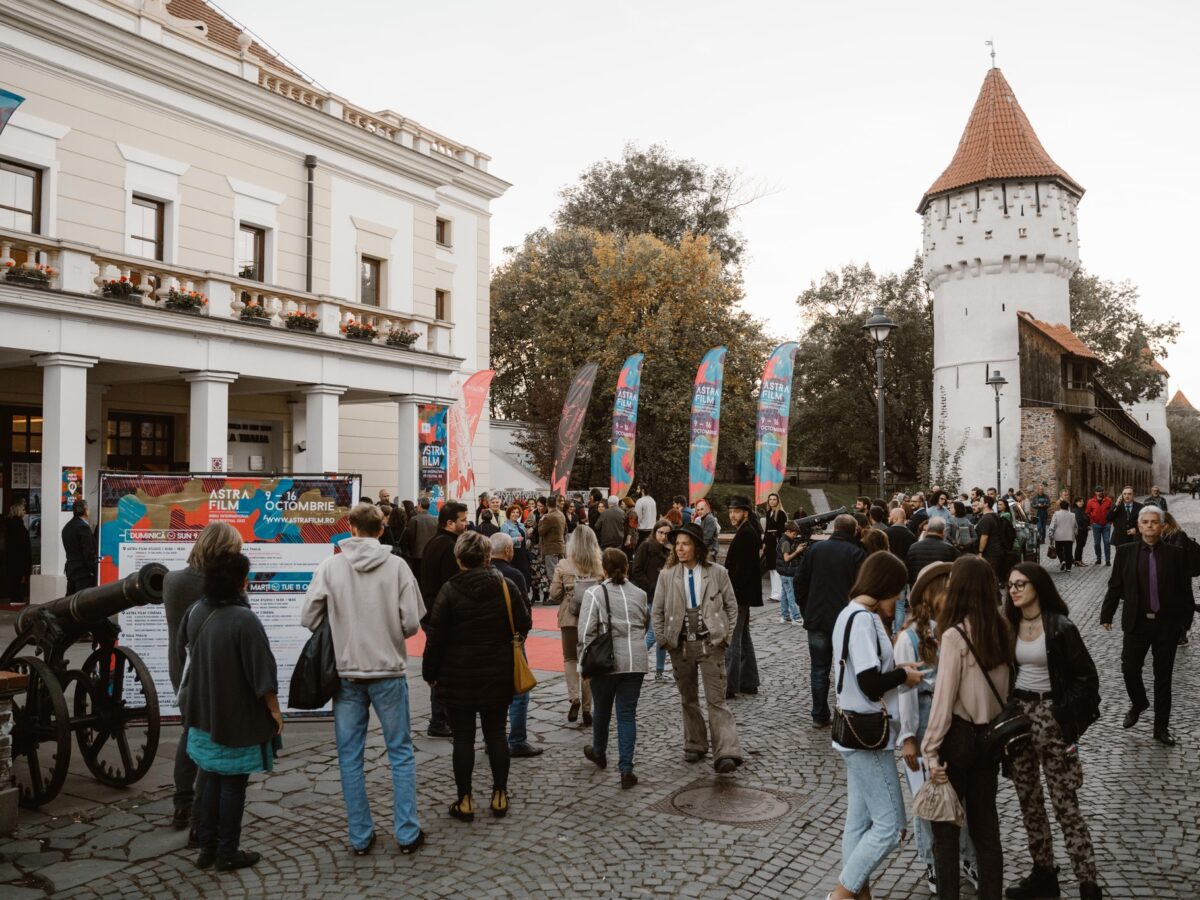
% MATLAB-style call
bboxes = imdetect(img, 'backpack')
[954,520,977,552]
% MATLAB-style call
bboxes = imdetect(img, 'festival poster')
[418,403,449,507]
[610,353,645,500]
[447,369,495,499]
[60,466,83,511]
[550,362,599,496]
[688,347,727,505]
[754,342,799,504]
[0,89,23,137]
[99,472,360,719]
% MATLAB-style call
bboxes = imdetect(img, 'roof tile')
[165,0,300,77]
[1018,311,1098,361]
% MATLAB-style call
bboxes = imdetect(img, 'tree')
[1069,269,1180,404]
[555,144,752,270]
[1168,406,1200,485]
[789,258,933,485]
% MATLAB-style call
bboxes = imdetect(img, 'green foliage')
[1168,407,1200,483]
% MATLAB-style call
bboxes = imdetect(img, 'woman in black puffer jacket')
[423,530,531,823]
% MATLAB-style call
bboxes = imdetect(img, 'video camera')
[792,506,848,543]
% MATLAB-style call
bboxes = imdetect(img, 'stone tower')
[1126,359,1172,489]
[920,67,1084,492]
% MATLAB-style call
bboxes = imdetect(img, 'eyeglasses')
[1006,580,1030,591]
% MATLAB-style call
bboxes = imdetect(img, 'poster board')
[99,471,360,719]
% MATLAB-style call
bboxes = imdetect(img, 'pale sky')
[220,0,1198,402]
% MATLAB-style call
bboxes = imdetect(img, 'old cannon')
[2,564,166,808]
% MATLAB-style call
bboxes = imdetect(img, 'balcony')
[0,229,454,356]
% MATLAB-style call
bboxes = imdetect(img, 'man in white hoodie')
[302,502,426,856]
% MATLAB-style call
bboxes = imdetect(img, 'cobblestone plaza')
[2,501,1198,898]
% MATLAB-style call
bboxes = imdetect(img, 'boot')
[1078,883,1103,900]
[1005,864,1060,899]
[564,660,583,719]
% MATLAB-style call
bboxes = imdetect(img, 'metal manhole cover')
[669,783,791,825]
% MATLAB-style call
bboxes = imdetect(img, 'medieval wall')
[1019,407,1153,498]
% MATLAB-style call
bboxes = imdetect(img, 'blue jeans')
[333,676,420,849]
[808,629,833,723]
[1090,523,1110,563]
[909,693,976,867]
[508,646,531,748]
[588,672,644,774]
[778,576,801,622]
[193,770,247,857]
[644,603,667,672]
[839,748,905,892]
[892,586,908,636]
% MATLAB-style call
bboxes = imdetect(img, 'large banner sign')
[99,472,360,718]
[447,369,495,499]
[754,342,799,504]
[550,362,599,496]
[688,347,727,505]
[0,89,23,137]
[418,403,448,505]
[610,353,645,501]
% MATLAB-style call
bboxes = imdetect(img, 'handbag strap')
[836,609,881,694]
[501,578,519,640]
[599,583,613,631]
[953,625,1008,708]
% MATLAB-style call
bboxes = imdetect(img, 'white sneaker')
[779,617,788,624]
[962,861,979,890]
[925,864,938,894]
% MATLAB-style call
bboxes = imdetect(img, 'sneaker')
[779,618,788,624]
[426,724,453,738]
[620,772,638,789]
[397,830,425,855]
[924,863,937,894]
[583,746,607,769]
[352,832,376,856]
[509,743,544,758]
[654,671,665,682]
[962,861,979,890]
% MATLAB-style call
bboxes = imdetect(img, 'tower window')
[983,426,993,438]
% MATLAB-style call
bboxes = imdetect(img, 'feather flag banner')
[609,353,645,500]
[550,362,600,496]
[0,89,23,137]
[447,369,495,499]
[754,342,799,504]
[688,347,727,505]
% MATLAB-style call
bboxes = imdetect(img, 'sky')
[218,0,1198,402]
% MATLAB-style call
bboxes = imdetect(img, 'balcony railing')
[0,229,453,356]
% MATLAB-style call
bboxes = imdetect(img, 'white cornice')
[117,142,190,175]
[227,177,286,206]
[350,216,398,240]
[6,110,71,140]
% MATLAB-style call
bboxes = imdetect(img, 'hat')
[726,495,753,512]
[669,522,706,547]
[910,562,953,608]
[1093,484,1104,492]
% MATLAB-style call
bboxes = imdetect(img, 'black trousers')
[1055,541,1074,569]
[174,725,198,813]
[1074,536,1087,563]
[66,570,97,594]
[932,719,1003,900]
[194,770,248,857]
[447,705,509,798]
[1121,617,1180,731]
[724,603,759,695]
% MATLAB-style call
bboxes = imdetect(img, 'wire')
[204,0,329,92]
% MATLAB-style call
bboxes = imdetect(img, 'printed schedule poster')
[99,472,361,719]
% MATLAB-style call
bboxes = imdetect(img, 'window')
[105,412,174,471]
[360,256,382,306]
[435,217,451,247]
[238,224,266,282]
[435,288,449,321]
[0,160,41,234]
[983,426,993,439]
[130,196,165,261]
[10,413,42,455]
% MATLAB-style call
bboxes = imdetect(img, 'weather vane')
[985,39,996,68]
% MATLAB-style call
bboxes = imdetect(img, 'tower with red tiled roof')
[921,67,1085,492]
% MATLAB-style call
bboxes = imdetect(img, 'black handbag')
[579,584,617,678]
[288,618,340,709]
[954,625,1032,763]
[831,610,891,750]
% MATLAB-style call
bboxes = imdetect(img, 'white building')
[1125,360,1172,490]
[0,0,508,600]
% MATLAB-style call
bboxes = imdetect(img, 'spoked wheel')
[10,656,72,808]
[71,645,160,787]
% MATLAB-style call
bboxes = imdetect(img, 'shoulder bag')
[502,579,537,695]
[288,617,340,709]
[579,584,617,678]
[954,625,1032,764]
[831,609,891,750]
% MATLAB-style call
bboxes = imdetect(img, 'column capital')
[301,383,348,397]
[34,353,98,370]
[389,393,444,406]
[181,370,239,384]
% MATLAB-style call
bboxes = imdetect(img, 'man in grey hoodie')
[302,502,426,855]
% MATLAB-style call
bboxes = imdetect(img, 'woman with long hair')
[1002,563,1101,900]
[860,528,890,557]
[827,552,924,900]
[527,497,549,604]
[549,525,605,725]
[762,493,788,602]
[922,555,1012,900]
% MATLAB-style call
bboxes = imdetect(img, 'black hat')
[726,495,753,512]
[669,522,706,547]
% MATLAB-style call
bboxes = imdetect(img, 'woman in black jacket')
[1003,562,1101,900]
[761,493,788,601]
[423,530,531,822]
[631,518,672,680]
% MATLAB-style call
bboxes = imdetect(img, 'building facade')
[0,0,507,600]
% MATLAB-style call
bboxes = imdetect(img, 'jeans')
[808,628,833,723]
[1122,618,1180,731]
[932,724,1003,900]
[194,770,248,857]
[589,672,644,773]
[644,603,667,672]
[173,725,198,815]
[838,748,905,892]
[892,586,908,636]
[778,576,801,622]
[909,694,976,867]
[724,603,759,694]
[333,676,421,849]
[428,684,449,732]
[1090,523,1110,563]
[447,705,510,798]
[508,646,531,748]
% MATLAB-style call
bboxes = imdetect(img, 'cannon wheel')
[10,656,72,808]
[71,645,160,787]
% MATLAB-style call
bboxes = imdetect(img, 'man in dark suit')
[1101,504,1195,745]
[794,515,866,726]
[1107,486,1143,550]
[61,499,98,594]
[723,496,762,698]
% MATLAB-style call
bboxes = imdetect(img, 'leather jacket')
[1014,610,1100,745]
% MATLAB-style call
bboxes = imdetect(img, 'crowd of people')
[159,480,1196,900]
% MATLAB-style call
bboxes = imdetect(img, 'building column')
[34,353,97,602]
[394,395,427,503]
[183,371,238,472]
[302,385,346,473]
[84,384,107,515]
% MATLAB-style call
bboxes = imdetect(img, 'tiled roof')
[165,0,301,77]
[1168,390,1196,412]
[920,68,1084,211]
[1017,311,1098,361]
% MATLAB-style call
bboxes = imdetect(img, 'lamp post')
[987,369,1008,493]
[863,306,897,499]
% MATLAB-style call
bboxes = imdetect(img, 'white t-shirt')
[635,495,658,530]
[832,601,899,751]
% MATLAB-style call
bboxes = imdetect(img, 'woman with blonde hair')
[164,522,244,833]
[550,525,604,725]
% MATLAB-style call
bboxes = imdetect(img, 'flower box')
[164,288,208,314]
[101,278,144,301]
[284,311,319,332]
[4,263,56,290]
[385,329,420,349]
[239,304,272,325]
[341,320,378,342]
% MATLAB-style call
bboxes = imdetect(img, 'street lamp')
[987,369,1008,493]
[863,306,897,498]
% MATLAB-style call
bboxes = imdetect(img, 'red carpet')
[405,605,565,673]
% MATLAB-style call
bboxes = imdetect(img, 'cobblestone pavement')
[3,498,1200,897]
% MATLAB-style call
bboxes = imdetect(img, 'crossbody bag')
[954,625,1032,764]
[831,609,891,750]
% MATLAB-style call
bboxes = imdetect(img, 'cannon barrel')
[15,563,167,635]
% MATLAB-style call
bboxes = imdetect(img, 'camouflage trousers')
[1009,698,1098,883]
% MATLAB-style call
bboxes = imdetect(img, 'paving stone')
[41,858,125,892]
[127,829,188,862]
